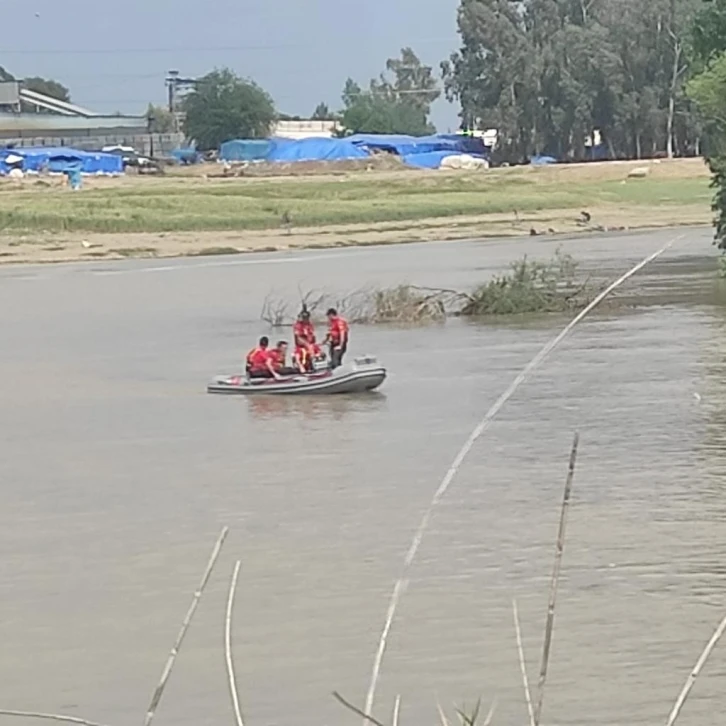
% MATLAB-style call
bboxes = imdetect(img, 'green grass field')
[0,160,712,236]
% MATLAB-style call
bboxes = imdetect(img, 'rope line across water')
[363,233,686,720]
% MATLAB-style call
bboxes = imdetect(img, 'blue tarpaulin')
[436,133,492,155]
[0,146,123,175]
[212,132,490,169]
[219,139,273,162]
[401,150,461,169]
[348,133,488,158]
[170,147,201,165]
[530,154,557,166]
[267,137,368,163]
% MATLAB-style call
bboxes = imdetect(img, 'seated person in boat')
[293,308,323,371]
[324,308,349,369]
[245,336,281,379]
[268,340,299,375]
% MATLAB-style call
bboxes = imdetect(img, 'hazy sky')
[3,0,462,130]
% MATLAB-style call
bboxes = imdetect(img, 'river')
[1,227,725,726]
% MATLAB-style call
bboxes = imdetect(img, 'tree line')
[0,66,72,108]
[0,0,720,160]
[441,0,719,164]
[686,0,726,249]
[5,0,726,253]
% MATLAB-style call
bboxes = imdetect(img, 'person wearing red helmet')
[293,308,322,372]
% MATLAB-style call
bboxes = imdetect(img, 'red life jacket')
[294,320,316,345]
[246,346,270,373]
[328,316,349,345]
[268,348,287,372]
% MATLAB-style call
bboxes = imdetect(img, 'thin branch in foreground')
[436,700,450,726]
[0,711,110,726]
[391,696,401,726]
[455,698,481,726]
[363,235,683,719]
[482,698,497,726]
[512,599,536,726]
[665,612,726,726]
[225,560,244,726]
[143,526,229,726]
[533,433,580,726]
[331,692,386,726]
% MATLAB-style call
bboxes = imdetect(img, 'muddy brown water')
[1,227,725,726]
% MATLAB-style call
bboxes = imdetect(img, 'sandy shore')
[0,203,712,266]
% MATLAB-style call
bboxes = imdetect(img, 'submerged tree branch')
[0,712,110,726]
[332,692,386,726]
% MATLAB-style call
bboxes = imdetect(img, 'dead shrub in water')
[369,285,447,323]
[260,249,592,327]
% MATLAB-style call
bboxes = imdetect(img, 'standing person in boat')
[324,307,349,369]
[245,336,281,380]
[293,308,321,372]
[268,340,299,375]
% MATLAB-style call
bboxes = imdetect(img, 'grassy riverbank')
[0,158,712,264]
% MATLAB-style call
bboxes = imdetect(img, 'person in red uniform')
[324,307,349,369]
[245,336,280,379]
[293,309,322,372]
[268,340,298,375]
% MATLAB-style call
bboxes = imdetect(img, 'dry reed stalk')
[436,700,450,726]
[512,599,536,726]
[143,526,229,726]
[363,234,684,719]
[225,560,244,726]
[533,433,579,726]
[0,711,109,726]
[482,698,497,726]
[332,692,386,726]
[391,696,401,726]
[665,612,726,726]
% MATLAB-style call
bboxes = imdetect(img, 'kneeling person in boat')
[246,336,282,380]
[269,340,299,376]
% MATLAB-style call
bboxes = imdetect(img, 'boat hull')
[207,356,386,396]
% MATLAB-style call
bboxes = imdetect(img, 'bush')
[260,249,592,328]
[460,248,586,316]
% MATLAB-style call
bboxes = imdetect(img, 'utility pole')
[166,69,179,114]
[165,70,199,133]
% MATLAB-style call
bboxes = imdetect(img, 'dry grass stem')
[332,691,386,726]
[225,560,244,726]
[665,612,726,726]
[436,700,451,726]
[363,234,682,718]
[455,698,481,726]
[143,526,229,726]
[482,699,497,726]
[512,599,536,726]
[0,711,109,726]
[391,696,401,726]
[534,433,580,726]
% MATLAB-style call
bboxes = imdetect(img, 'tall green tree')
[687,1,726,249]
[312,102,332,119]
[442,0,705,162]
[146,103,176,133]
[690,0,726,67]
[340,48,440,135]
[182,68,276,150]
